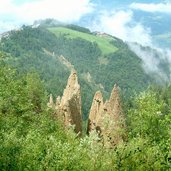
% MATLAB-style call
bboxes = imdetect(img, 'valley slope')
[0,25,152,118]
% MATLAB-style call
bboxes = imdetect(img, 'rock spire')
[60,69,82,134]
[48,69,125,146]
[50,70,82,135]
[87,91,103,133]
[87,84,125,147]
[47,94,54,108]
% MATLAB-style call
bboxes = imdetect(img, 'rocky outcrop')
[55,96,61,109]
[87,84,125,147]
[87,91,103,133]
[47,94,54,108]
[51,70,82,135]
[48,69,125,145]
[60,70,82,134]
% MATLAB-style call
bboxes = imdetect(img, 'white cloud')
[0,0,94,32]
[92,10,152,46]
[90,9,171,82]
[130,2,171,13]
[0,0,15,14]
[0,21,17,32]
[129,43,171,82]
[16,0,94,23]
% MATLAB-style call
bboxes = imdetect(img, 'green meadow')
[48,27,118,55]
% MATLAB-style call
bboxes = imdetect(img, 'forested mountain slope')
[0,25,152,117]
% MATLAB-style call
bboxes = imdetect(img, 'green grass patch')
[48,27,118,55]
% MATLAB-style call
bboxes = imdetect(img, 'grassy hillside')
[48,27,118,55]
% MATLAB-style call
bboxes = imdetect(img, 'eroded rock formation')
[47,94,54,108]
[60,70,82,134]
[48,69,125,146]
[87,91,103,133]
[55,96,61,109]
[49,70,82,135]
[87,84,125,147]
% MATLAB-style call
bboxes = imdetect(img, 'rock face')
[55,96,61,109]
[60,70,82,134]
[48,69,125,145]
[87,84,125,147]
[47,94,54,108]
[52,70,82,134]
[87,91,103,133]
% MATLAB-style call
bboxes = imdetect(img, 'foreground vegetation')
[0,52,171,170]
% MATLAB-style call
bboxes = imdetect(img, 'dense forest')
[0,51,171,170]
[0,25,171,170]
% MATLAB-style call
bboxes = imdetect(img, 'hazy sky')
[0,0,171,46]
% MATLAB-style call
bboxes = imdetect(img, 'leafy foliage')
[0,51,171,170]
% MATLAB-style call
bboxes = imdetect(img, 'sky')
[0,0,171,46]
